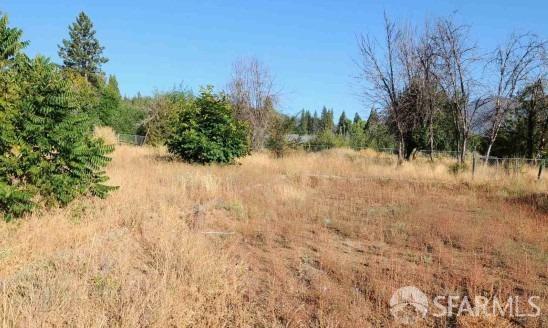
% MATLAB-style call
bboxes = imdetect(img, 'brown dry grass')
[0,145,546,327]
[93,126,118,145]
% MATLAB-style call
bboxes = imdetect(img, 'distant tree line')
[286,107,394,151]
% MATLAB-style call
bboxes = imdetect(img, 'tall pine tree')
[353,113,362,124]
[298,110,309,135]
[336,111,351,135]
[320,106,334,132]
[58,12,108,81]
[312,111,319,134]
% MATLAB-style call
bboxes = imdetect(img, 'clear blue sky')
[2,0,547,118]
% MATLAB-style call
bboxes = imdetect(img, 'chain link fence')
[117,134,146,146]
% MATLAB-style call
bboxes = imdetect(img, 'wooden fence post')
[472,152,476,178]
[538,159,544,180]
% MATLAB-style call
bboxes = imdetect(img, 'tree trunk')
[397,135,404,165]
[429,114,434,161]
[484,141,494,165]
[526,108,536,158]
[460,136,467,164]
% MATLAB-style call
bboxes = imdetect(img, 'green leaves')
[166,86,250,164]
[0,181,33,221]
[0,55,115,219]
[0,14,28,64]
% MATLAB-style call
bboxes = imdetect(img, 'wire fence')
[300,143,546,179]
[117,134,146,146]
[114,135,545,179]
[473,155,546,179]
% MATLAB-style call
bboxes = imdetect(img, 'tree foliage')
[0,15,115,219]
[58,12,108,81]
[0,14,28,64]
[266,114,296,158]
[1,56,115,219]
[97,75,122,126]
[166,87,250,164]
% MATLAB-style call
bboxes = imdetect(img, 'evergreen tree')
[58,12,108,81]
[336,111,351,135]
[365,108,380,130]
[298,110,308,135]
[319,106,335,132]
[362,108,395,150]
[353,113,362,125]
[312,111,320,134]
[320,107,329,131]
[305,110,314,134]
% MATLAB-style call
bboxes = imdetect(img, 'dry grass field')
[0,144,546,327]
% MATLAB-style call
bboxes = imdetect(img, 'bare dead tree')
[416,21,443,160]
[397,23,434,160]
[483,34,546,162]
[432,18,485,163]
[228,57,279,150]
[357,14,407,163]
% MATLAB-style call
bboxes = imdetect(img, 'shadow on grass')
[510,192,548,214]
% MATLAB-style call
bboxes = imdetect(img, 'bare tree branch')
[227,57,279,150]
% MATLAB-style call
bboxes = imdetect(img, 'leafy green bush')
[166,86,250,164]
[349,121,367,149]
[139,91,194,146]
[109,104,145,135]
[0,56,115,219]
[309,130,348,151]
[266,114,297,158]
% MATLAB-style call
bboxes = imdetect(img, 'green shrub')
[135,91,193,146]
[266,114,297,158]
[166,86,250,164]
[349,121,367,149]
[0,56,115,219]
[309,130,348,151]
[109,103,145,135]
[449,162,468,175]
